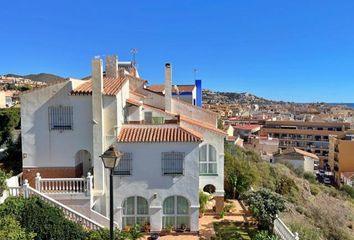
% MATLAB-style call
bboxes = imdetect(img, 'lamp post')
[100,146,123,240]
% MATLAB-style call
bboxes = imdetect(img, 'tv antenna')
[193,68,198,80]
[130,48,138,67]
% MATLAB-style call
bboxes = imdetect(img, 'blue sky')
[1,0,354,102]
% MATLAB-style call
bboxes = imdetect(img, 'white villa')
[20,55,226,232]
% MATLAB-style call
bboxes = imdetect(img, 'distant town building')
[329,130,354,186]
[226,124,261,141]
[274,147,319,173]
[244,136,279,155]
[261,120,350,168]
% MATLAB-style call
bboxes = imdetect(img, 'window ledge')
[199,173,218,176]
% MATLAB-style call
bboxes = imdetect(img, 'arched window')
[199,144,217,174]
[122,196,149,228]
[162,196,190,230]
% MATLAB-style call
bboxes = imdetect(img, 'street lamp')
[100,146,123,240]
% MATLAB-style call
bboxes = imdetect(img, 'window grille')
[114,152,132,175]
[48,106,73,131]
[162,152,184,175]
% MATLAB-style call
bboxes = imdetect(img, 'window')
[152,116,165,124]
[122,196,149,228]
[199,144,217,175]
[144,112,152,124]
[162,152,184,175]
[162,196,190,230]
[48,106,73,131]
[113,152,132,175]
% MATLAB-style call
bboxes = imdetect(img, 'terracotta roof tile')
[71,76,127,96]
[117,125,202,143]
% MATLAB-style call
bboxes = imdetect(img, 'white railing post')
[86,172,93,197]
[23,179,29,199]
[35,173,41,191]
[86,172,94,208]
[294,232,299,240]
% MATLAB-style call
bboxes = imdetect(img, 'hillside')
[225,144,354,240]
[4,73,65,84]
[203,89,282,105]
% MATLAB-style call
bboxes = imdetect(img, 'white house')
[273,147,318,173]
[20,55,226,232]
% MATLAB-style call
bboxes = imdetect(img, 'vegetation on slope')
[224,143,354,240]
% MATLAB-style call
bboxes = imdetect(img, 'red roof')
[118,125,202,143]
[71,76,127,96]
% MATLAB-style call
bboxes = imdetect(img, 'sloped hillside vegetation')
[224,143,354,240]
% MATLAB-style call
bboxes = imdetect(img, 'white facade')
[20,55,226,232]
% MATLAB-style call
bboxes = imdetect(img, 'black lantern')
[100,146,123,240]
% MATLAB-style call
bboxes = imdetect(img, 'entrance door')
[75,150,91,176]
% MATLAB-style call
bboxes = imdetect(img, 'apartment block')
[329,130,354,186]
[260,121,350,167]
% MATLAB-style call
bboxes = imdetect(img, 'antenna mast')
[130,48,138,67]
[193,68,198,80]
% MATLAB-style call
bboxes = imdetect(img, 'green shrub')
[242,189,286,230]
[223,203,233,213]
[253,230,280,240]
[0,169,11,197]
[0,215,36,240]
[310,184,320,196]
[199,191,209,214]
[303,172,317,184]
[341,185,354,199]
[0,107,20,146]
[0,196,87,240]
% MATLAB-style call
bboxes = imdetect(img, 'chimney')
[106,55,119,78]
[164,63,172,112]
[91,57,104,191]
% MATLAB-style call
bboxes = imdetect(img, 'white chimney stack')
[164,63,172,112]
[106,55,119,78]
[91,57,104,191]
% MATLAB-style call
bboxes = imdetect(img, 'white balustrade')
[8,187,22,197]
[35,172,92,195]
[274,216,299,240]
[26,185,103,230]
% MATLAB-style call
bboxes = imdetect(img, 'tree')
[0,169,11,197]
[0,215,36,240]
[242,189,286,230]
[1,136,22,174]
[0,196,88,240]
[224,151,259,198]
[0,108,20,146]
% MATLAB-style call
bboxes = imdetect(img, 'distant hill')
[203,89,282,105]
[4,73,66,84]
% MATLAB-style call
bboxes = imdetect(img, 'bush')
[0,196,87,240]
[0,215,36,240]
[253,230,280,240]
[310,184,320,196]
[0,169,11,197]
[199,191,209,214]
[242,189,286,230]
[303,172,317,184]
[341,185,354,199]
[0,108,20,146]
[224,148,260,198]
